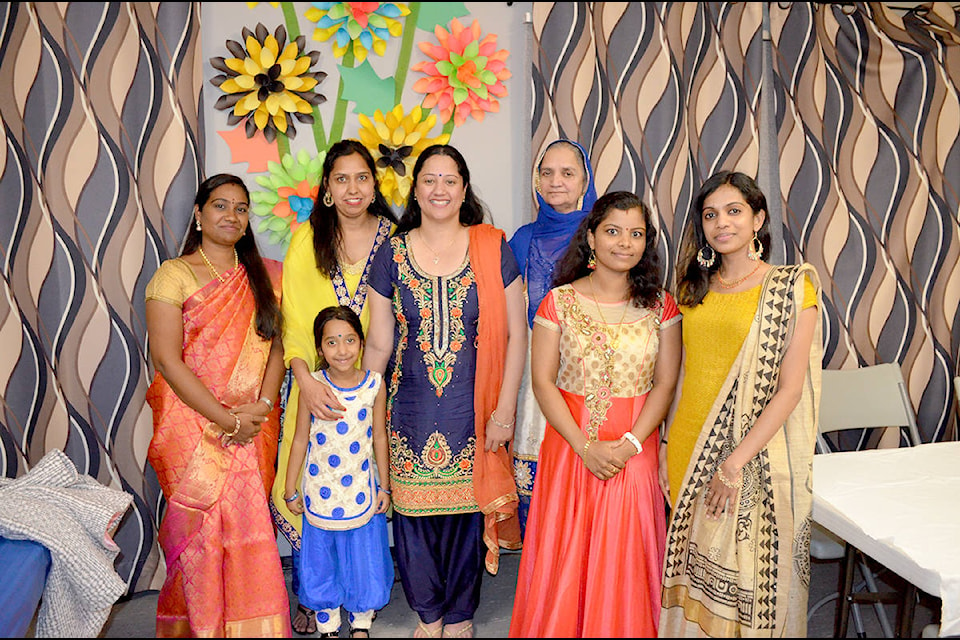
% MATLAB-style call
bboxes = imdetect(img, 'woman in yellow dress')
[660,170,822,637]
[270,139,396,635]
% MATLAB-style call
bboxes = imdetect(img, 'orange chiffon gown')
[509,285,680,638]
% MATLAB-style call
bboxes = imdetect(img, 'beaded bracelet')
[489,411,515,429]
[717,466,743,489]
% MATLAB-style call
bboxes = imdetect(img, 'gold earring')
[587,249,596,270]
[323,191,334,207]
[535,175,541,195]
[697,245,716,268]
[747,232,763,261]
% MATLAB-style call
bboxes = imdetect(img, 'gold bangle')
[717,466,742,489]
[224,414,241,437]
[580,439,592,458]
[489,411,515,429]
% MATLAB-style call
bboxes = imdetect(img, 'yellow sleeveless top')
[666,277,816,507]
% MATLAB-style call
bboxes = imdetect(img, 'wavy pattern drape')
[0,2,204,592]
[532,1,960,442]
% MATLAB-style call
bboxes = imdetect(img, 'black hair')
[312,305,365,370]
[553,191,662,309]
[310,139,397,277]
[395,144,489,233]
[675,170,772,307]
[182,173,281,340]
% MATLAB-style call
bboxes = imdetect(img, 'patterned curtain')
[532,2,960,442]
[0,2,204,592]
[770,2,960,443]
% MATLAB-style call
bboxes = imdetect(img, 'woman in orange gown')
[145,174,290,637]
[509,191,681,637]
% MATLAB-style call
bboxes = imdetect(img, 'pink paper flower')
[411,18,511,127]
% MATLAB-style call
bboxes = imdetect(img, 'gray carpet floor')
[92,549,941,638]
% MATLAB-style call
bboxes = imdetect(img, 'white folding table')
[812,441,960,637]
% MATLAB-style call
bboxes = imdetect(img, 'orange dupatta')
[468,224,521,574]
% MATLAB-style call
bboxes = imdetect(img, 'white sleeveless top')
[301,369,382,531]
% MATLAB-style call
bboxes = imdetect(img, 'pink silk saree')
[146,262,290,638]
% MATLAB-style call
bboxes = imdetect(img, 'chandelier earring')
[747,232,763,261]
[322,191,334,207]
[195,217,202,232]
[587,248,597,271]
[696,244,717,269]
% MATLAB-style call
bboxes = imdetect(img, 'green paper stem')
[394,2,421,105]
[330,48,355,145]
[282,1,326,150]
[442,117,455,137]
[277,132,290,159]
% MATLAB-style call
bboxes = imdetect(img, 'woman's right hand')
[298,372,345,420]
[285,492,304,515]
[580,440,626,481]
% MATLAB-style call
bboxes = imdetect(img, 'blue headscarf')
[508,140,598,327]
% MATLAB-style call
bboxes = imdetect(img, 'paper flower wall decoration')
[357,105,450,206]
[250,149,326,247]
[306,2,411,64]
[210,23,327,142]
[412,18,511,127]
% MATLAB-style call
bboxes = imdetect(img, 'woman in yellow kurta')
[270,140,396,635]
[660,170,821,637]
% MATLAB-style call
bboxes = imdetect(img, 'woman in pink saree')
[145,174,290,637]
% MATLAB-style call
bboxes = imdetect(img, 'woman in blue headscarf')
[509,139,597,536]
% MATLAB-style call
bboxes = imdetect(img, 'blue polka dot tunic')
[301,369,382,531]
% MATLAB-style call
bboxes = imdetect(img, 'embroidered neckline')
[331,216,391,315]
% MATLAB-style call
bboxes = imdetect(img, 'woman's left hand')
[232,401,270,418]
[485,411,514,453]
[375,489,391,514]
[703,460,742,520]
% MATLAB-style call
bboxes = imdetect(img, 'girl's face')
[414,154,467,224]
[700,184,764,258]
[537,145,587,214]
[319,319,361,377]
[325,152,376,221]
[587,206,648,274]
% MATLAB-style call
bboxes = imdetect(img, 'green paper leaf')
[328,4,349,19]
[338,60,396,116]
[479,70,496,85]
[416,2,469,32]
[346,20,362,40]
[453,87,468,105]
[268,216,289,232]
[436,60,455,76]
[473,84,488,100]
[464,40,479,59]
[289,163,307,182]
[258,218,272,233]
[450,52,465,67]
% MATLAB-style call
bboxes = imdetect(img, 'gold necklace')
[417,228,460,265]
[198,246,238,283]
[589,274,630,349]
[716,261,761,289]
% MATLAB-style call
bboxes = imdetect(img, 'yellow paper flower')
[358,105,450,206]
[306,2,410,64]
[210,23,327,142]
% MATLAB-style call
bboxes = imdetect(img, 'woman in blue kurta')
[364,144,527,639]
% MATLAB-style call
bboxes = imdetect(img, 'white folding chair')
[808,362,922,638]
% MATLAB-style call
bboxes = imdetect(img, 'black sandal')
[292,603,317,635]
[349,628,370,638]
[319,632,339,639]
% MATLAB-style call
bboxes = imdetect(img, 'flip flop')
[292,603,317,635]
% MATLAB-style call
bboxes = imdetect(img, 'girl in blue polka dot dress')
[284,305,394,638]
